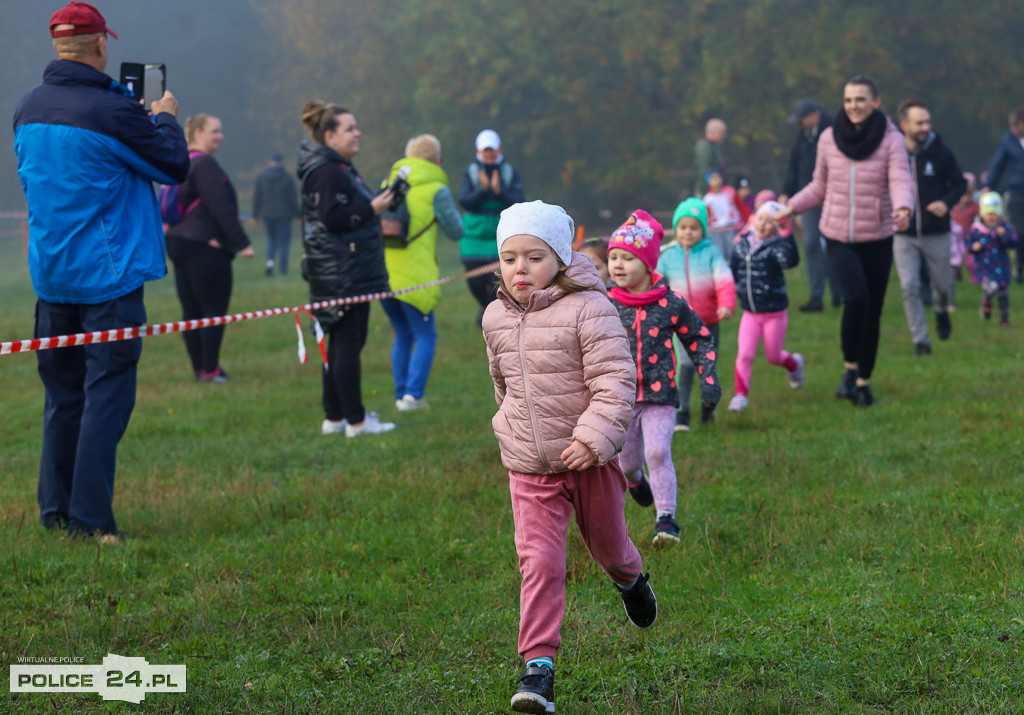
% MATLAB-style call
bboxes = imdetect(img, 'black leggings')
[322,303,370,424]
[166,236,233,374]
[825,236,893,380]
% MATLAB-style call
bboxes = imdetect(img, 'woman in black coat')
[297,100,395,438]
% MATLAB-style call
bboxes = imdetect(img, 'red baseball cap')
[50,2,118,39]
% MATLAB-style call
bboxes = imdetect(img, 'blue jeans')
[380,297,437,399]
[264,217,293,274]
[35,287,145,535]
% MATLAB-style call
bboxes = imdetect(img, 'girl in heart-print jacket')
[609,275,721,409]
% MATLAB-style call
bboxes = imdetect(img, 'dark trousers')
[166,236,233,374]
[35,287,145,535]
[264,217,292,274]
[462,257,500,310]
[1007,195,1024,277]
[322,303,370,424]
[825,236,893,380]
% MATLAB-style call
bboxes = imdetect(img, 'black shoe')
[700,400,717,424]
[799,298,824,313]
[855,384,877,408]
[42,513,69,531]
[936,311,952,340]
[627,469,654,508]
[836,368,858,401]
[674,410,691,432]
[653,514,681,546]
[511,665,555,714]
[618,572,657,628]
[914,342,932,357]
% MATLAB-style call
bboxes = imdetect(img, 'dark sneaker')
[511,665,555,714]
[618,572,657,628]
[836,368,858,401]
[700,400,717,424]
[914,342,931,357]
[674,411,691,432]
[854,384,877,408]
[935,311,952,340]
[653,515,681,546]
[798,298,824,313]
[627,469,654,508]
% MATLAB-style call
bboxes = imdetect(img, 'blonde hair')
[53,32,102,59]
[405,134,441,162]
[301,100,350,145]
[185,114,216,145]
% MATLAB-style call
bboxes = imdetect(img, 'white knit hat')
[475,129,501,151]
[496,201,575,265]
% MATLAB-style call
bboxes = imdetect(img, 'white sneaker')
[727,394,749,412]
[321,419,347,435]
[787,353,806,390]
[395,394,430,412]
[345,412,396,438]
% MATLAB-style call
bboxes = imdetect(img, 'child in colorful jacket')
[727,201,805,412]
[703,169,751,260]
[607,210,721,545]
[657,198,734,431]
[966,192,1019,326]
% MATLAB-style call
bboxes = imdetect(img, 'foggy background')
[3,0,1023,227]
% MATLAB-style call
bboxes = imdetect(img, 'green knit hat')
[672,197,708,235]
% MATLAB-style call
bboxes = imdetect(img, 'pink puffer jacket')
[789,117,914,242]
[482,253,636,475]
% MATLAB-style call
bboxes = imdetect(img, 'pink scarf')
[608,273,668,306]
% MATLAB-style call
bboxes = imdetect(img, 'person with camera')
[297,100,396,438]
[165,113,255,383]
[459,129,525,326]
[380,134,464,412]
[13,2,190,541]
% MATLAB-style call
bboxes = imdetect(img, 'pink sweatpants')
[509,459,644,663]
[734,309,797,396]
[619,403,678,514]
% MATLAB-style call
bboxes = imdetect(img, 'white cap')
[475,129,501,152]
[756,200,786,217]
[497,201,575,265]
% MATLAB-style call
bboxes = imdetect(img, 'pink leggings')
[619,403,678,514]
[735,309,797,396]
[509,460,643,663]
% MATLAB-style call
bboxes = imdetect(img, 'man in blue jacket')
[13,2,190,541]
[982,107,1024,283]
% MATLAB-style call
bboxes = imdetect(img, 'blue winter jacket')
[984,129,1024,197]
[13,60,190,304]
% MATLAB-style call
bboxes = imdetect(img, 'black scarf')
[832,109,887,161]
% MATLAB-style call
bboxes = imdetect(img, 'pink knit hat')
[608,210,664,272]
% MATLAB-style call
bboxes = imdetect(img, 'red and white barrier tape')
[0,262,498,358]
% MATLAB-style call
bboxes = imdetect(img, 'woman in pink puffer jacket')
[482,200,656,714]
[781,74,914,408]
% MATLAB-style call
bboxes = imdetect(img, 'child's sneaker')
[321,418,347,435]
[345,412,395,438]
[700,401,717,424]
[980,299,992,320]
[674,411,691,432]
[617,572,657,628]
[653,514,681,546]
[626,468,654,508]
[511,664,555,714]
[727,394,748,412]
[787,353,806,390]
[395,394,429,411]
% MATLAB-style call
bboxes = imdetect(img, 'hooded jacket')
[965,218,1019,289]
[482,254,635,475]
[730,230,800,313]
[902,132,966,236]
[253,164,299,221]
[788,115,915,243]
[13,60,189,304]
[296,139,389,327]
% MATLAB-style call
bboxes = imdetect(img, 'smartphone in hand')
[120,62,166,110]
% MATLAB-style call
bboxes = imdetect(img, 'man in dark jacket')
[781,99,839,312]
[253,150,299,276]
[13,2,189,541]
[893,99,966,356]
[982,107,1024,283]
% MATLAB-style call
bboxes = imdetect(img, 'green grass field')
[1,223,1022,713]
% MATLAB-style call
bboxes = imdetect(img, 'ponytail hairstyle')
[184,113,215,145]
[301,100,351,145]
